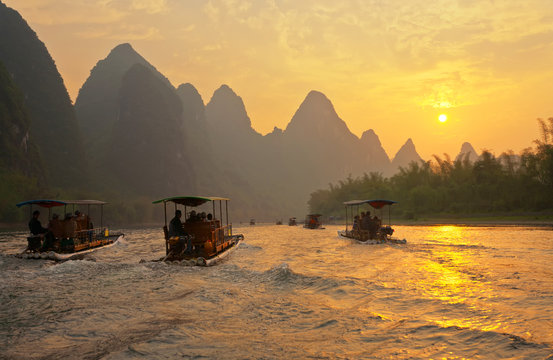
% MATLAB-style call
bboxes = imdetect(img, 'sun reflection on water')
[410,225,505,332]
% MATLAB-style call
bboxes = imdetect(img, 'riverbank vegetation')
[309,119,553,220]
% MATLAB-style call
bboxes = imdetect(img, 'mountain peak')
[360,129,382,146]
[391,138,422,171]
[299,90,332,110]
[103,43,146,65]
[270,126,283,135]
[176,83,204,107]
[359,129,391,173]
[110,43,135,55]
[212,84,236,98]
[206,84,258,134]
[305,90,327,101]
[455,141,479,162]
[284,90,353,138]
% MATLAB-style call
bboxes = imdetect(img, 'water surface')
[1,225,553,359]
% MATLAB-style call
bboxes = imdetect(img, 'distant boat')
[153,196,244,266]
[288,217,297,226]
[337,199,406,244]
[276,219,283,225]
[303,214,324,229]
[15,199,124,261]
[250,219,256,225]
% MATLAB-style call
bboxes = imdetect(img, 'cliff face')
[105,63,194,196]
[0,2,86,186]
[0,60,44,180]
[75,43,173,169]
[204,84,264,176]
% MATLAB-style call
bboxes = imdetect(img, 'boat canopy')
[16,199,107,208]
[343,199,397,209]
[306,214,322,217]
[152,196,230,207]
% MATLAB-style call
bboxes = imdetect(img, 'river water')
[1,225,553,359]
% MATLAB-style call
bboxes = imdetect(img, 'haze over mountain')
[455,142,480,162]
[280,91,363,205]
[0,1,86,187]
[360,129,392,175]
[0,0,454,221]
[391,138,423,172]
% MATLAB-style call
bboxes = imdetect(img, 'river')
[1,225,553,359]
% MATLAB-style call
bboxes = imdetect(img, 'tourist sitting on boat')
[361,212,371,230]
[48,214,62,234]
[353,215,360,231]
[186,210,200,223]
[207,213,213,221]
[62,213,77,247]
[74,210,91,230]
[373,215,382,228]
[29,210,47,235]
[169,210,192,254]
[368,217,379,239]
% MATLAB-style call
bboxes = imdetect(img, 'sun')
[439,114,447,123]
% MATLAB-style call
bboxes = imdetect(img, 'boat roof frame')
[152,196,230,207]
[343,199,397,209]
[16,199,107,208]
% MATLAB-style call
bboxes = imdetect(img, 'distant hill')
[391,138,423,171]
[0,2,86,187]
[280,91,360,207]
[455,142,479,162]
[359,129,392,175]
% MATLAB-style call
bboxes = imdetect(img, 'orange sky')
[5,0,553,160]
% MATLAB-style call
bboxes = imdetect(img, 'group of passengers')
[169,210,216,236]
[168,210,217,255]
[185,210,213,223]
[28,210,92,251]
[352,211,382,239]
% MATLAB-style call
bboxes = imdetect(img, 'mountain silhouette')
[206,85,261,137]
[105,63,193,196]
[75,43,172,171]
[359,129,392,175]
[0,2,86,187]
[285,91,357,143]
[455,142,479,162]
[391,138,423,171]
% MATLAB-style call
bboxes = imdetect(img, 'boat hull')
[158,234,244,266]
[16,234,124,261]
[337,230,406,244]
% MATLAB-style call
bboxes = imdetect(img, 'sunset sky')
[5,0,553,160]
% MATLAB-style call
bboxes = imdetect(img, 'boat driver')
[169,210,185,237]
[29,210,47,235]
[169,210,192,254]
